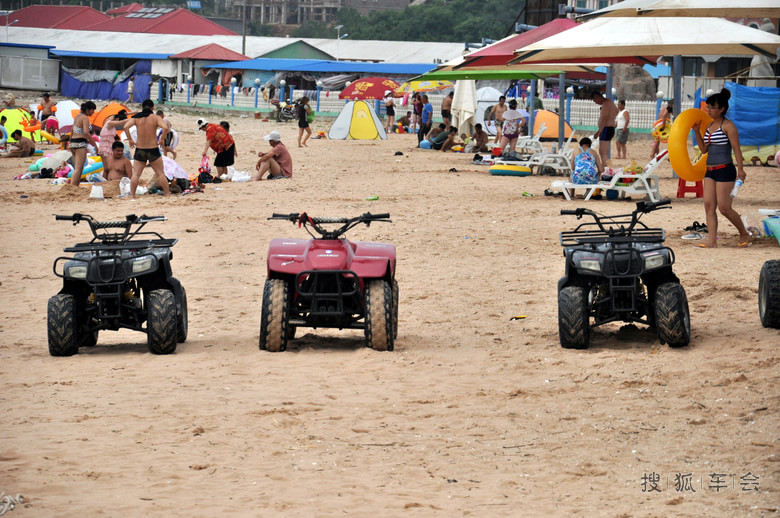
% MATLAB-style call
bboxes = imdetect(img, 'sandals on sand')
[684,221,708,233]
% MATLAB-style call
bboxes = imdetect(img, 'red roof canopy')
[82,8,237,36]
[0,5,109,30]
[106,3,144,16]
[169,43,249,61]
[459,18,580,68]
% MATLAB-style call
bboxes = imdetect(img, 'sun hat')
[264,130,282,141]
[197,119,209,130]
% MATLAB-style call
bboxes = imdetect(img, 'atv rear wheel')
[48,294,80,357]
[177,287,189,343]
[558,286,590,349]
[654,282,690,348]
[365,280,394,351]
[759,260,780,328]
[147,289,178,354]
[259,279,290,352]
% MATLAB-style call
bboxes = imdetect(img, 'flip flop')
[696,243,710,248]
[738,241,752,248]
[684,221,701,231]
[682,232,703,240]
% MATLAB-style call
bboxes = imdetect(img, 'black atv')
[558,199,690,349]
[48,214,187,356]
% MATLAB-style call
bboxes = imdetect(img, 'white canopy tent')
[512,17,780,64]
[576,0,780,21]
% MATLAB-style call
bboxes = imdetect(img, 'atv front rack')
[560,225,665,247]
[64,238,177,253]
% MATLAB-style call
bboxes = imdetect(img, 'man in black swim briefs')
[123,99,170,198]
[591,91,618,168]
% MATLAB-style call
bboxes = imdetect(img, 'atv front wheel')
[177,287,189,343]
[392,279,399,340]
[147,289,178,354]
[365,280,394,351]
[47,294,80,357]
[654,282,691,347]
[558,286,590,349]
[259,279,290,352]
[759,260,780,328]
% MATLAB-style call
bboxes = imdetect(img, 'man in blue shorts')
[418,94,433,147]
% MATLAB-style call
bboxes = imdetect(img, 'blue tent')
[695,82,780,147]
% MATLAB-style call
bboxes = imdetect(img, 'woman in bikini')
[692,88,750,248]
[68,101,98,186]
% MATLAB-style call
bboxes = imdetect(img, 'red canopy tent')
[455,19,617,79]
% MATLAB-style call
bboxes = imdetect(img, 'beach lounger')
[516,123,547,154]
[552,150,667,202]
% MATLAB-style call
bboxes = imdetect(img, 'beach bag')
[198,155,213,183]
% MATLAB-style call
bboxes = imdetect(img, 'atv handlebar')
[560,198,672,238]
[54,213,167,244]
[268,212,391,239]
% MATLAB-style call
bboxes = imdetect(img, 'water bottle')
[730,178,743,198]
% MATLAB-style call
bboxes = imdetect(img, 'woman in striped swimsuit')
[692,88,750,248]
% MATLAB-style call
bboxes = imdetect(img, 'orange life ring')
[668,108,712,182]
[21,121,41,133]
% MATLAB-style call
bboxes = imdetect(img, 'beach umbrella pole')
[673,55,682,118]
[558,73,565,151]
[529,80,536,139]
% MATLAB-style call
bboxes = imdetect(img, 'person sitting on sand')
[427,123,447,141]
[103,141,132,181]
[2,130,35,157]
[397,111,411,132]
[254,130,292,180]
[464,123,490,153]
[440,128,463,152]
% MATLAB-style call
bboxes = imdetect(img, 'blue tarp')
[695,83,780,146]
[60,61,151,101]
[210,58,436,76]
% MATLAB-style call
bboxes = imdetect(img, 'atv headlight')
[644,254,666,270]
[131,256,155,274]
[579,259,602,272]
[67,265,87,279]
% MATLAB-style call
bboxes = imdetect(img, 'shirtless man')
[2,130,35,157]
[591,91,619,168]
[472,123,490,152]
[123,99,170,198]
[38,93,55,123]
[440,92,453,130]
[103,141,132,181]
[489,96,507,144]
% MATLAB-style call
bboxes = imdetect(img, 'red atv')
[260,212,397,352]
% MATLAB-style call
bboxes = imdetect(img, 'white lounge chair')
[516,123,547,154]
[552,150,667,202]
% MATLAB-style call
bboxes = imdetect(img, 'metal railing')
[154,81,694,132]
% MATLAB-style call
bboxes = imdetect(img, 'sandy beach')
[0,104,778,516]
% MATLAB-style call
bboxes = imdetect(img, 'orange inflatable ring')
[651,119,672,143]
[668,108,713,182]
[21,121,41,133]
